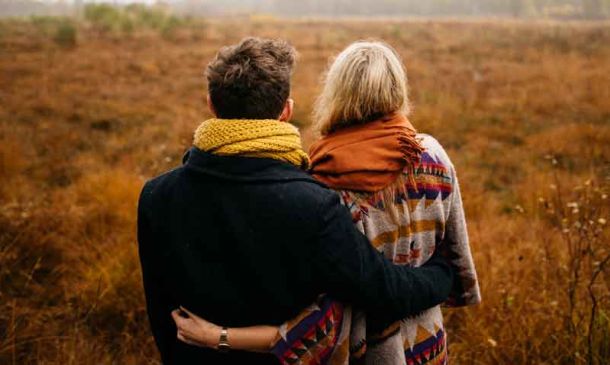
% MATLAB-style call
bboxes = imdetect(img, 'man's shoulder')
[140,166,186,201]
[251,168,339,217]
[140,163,337,206]
[284,176,335,197]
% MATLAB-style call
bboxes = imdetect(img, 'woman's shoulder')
[416,133,454,166]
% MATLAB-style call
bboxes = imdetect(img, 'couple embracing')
[137,37,480,365]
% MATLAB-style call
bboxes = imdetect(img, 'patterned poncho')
[270,134,481,365]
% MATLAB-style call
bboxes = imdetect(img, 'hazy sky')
[2,0,608,19]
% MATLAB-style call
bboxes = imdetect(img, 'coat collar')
[183,147,325,186]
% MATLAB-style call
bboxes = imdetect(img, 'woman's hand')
[172,306,280,352]
[171,306,222,348]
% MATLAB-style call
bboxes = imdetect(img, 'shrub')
[160,16,182,39]
[83,3,183,36]
[130,5,167,29]
[54,21,77,48]
[120,17,135,35]
[30,15,59,34]
[84,4,122,33]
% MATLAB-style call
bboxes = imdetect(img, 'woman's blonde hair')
[313,40,410,136]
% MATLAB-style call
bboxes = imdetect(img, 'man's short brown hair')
[206,37,296,119]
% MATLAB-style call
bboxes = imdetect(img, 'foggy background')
[1,0,610,19]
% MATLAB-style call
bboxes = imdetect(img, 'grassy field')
[0,13,609,364]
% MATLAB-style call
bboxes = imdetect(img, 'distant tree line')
[181,0,610,19]
[247,0,609,19]
[1,0,609,19]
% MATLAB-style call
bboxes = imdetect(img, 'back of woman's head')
[313,41,410,135]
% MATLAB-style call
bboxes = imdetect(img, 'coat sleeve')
[441,169,482,307]
[138,181,176,364]
[310,191,454,333]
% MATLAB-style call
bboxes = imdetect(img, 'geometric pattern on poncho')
[272,296,346,365]
[270,134,481,365]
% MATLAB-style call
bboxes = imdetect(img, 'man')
[138,37,453,364]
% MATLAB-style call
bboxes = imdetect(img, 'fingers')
[173,307,207,347]
[171,309,194,333]
[172,306,217,348]
[179,306,197,319]
[171,309,185,325]
[179,306,217,328]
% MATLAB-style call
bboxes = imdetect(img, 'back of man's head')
[206,37,296,119]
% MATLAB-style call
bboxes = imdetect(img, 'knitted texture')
[193,118,310,169]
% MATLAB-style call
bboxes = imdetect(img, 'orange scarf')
[309,113,424,193]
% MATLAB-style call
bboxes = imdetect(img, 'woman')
[171,41,481,364]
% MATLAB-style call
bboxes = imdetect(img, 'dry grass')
[0,17,608,364]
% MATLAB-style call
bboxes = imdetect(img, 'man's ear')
[207,94,218,117]
[278,98,294,122]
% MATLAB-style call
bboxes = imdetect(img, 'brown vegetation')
[0,16,609,364]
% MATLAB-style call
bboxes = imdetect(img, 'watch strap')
[217,327,230,353]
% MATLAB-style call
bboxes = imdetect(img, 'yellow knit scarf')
[193,118,310,169]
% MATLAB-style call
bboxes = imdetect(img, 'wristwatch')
[217,327,230,353]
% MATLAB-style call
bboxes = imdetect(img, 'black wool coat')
[138,147,453,364]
